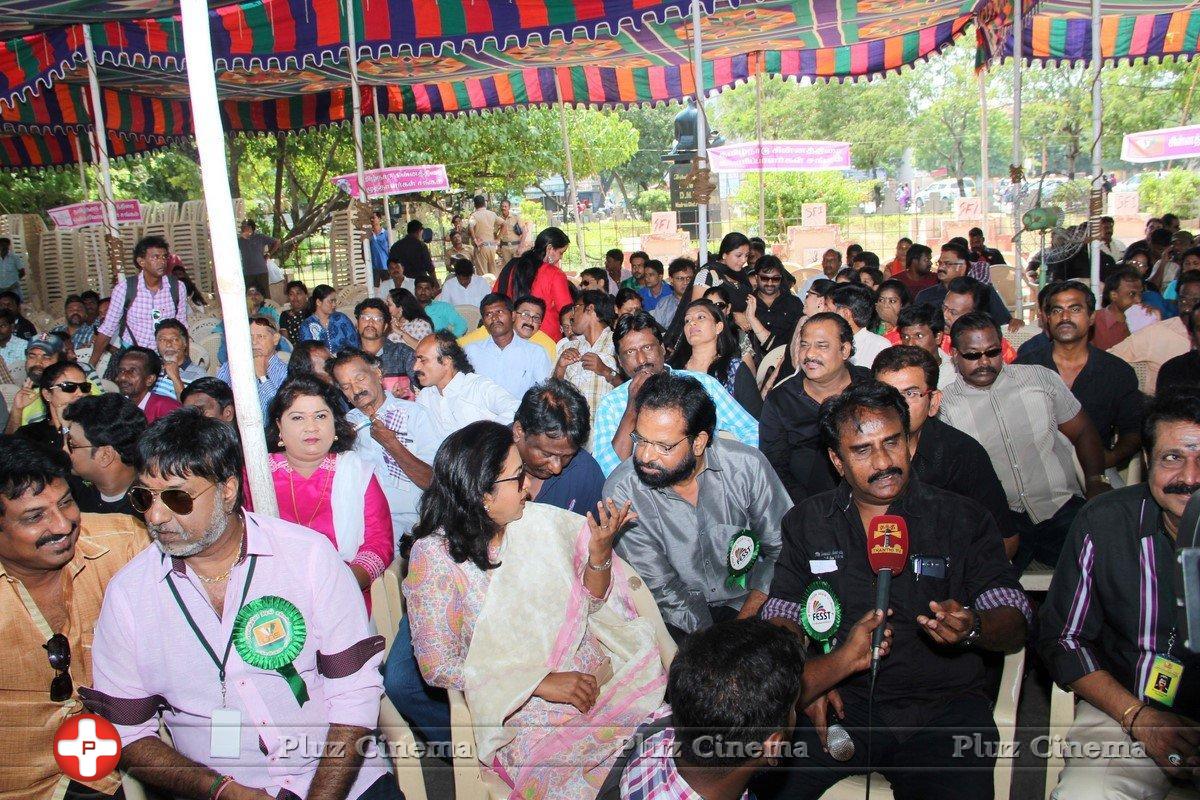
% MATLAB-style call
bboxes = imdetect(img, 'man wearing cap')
[81,409,397,800]
[4,333,69,434]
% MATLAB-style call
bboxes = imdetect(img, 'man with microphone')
[759,380,1030,800]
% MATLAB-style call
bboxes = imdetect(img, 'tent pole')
[691,0,709,261]
[179,0,279,517]
[755,54,765,238]
[81,24,118,273]
[1011,0,1024,319]
[1089,0,1103,297]
[71,132,88,199]
[345,0,368,206]
[978,69,990,218]
[372,86,393,237]
[553,71,586,268]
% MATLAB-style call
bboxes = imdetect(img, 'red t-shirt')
[494,262,573,341]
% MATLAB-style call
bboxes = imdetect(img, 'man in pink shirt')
[80,410,397,800]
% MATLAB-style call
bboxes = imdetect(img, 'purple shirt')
[83,512,387,798]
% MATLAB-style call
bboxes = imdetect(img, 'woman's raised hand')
[586,499,637,559]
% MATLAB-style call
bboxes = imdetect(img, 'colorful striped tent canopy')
[0,0,977,128]
[979,0,1200,64]
[1,0,1194,171]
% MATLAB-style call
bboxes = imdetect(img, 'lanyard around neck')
[164,555,257,686]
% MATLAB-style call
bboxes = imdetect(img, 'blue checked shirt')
[51,323,96,350]
[592,367,759,476]
[217,356,289,416]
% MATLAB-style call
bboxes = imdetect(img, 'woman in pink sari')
[263,375,394,596]
[403,420,666,799]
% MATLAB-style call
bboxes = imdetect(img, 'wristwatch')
[961,606,982,646]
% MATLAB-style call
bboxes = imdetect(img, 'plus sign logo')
[53,715,121,782]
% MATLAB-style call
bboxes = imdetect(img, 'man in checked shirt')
[1040,386,1200,798]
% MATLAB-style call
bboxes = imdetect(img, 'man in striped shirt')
[938,312,1110,572]
[1039,387,1200,798]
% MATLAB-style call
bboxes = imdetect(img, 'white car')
[913,178,976,211]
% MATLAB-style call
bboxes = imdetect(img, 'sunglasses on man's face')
[957,347,1003,361]
[44,633,72,702]
[128,482,218,516]
[51,381,91,394]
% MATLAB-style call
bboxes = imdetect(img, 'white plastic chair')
[369,566,429,800]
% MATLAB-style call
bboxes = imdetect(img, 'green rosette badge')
[725,529,761,590]
[233,596,309,706]
[801,580,842,653]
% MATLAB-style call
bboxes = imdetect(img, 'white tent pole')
[691,0,709,260]
[345,0,368,206]
[81,25,117,243]
[978,69,990,217]
[1089,0,1103,297]
[756,55,765,237]
[372,86,393,237]
[553,71,586,267]
[1011,0,1024,318]
[179,0,279,517]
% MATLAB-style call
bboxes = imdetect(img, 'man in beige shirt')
[1109,271,1200,393]
[469,194,500,275]
[0,436,147,800]
[443,230,474,269]
[496,199,524,267]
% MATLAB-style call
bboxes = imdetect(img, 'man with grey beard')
[80,408,400,800]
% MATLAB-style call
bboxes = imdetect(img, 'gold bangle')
[1119,700,1143,731]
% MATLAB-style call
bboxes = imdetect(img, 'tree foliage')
[733,172,864,235]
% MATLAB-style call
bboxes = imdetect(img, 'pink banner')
[48,200,142,229]
[332,165,450,198]
[707,141,852,173]
[1121,125,1200,163]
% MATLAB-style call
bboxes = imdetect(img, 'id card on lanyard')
[165,556,258,758]
[1145,627,1185,708]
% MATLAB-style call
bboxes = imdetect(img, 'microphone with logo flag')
[866,514,908,678]
[863,514,908,800]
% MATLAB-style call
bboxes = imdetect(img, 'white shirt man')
[417,371,519,438]
[437,273,492,309]
[347,394,440,542]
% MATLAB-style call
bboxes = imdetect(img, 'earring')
[277,440,284,447]
[484,502,491,511]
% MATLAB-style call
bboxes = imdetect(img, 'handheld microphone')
[865,515,909,672]
[827,722,855,761]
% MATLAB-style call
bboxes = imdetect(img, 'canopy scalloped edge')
[0,0,733,109]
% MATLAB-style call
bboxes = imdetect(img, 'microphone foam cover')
[866,514,909,575]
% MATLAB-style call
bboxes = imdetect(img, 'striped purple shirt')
[1038,486,1190,705]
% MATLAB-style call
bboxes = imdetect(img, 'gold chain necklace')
[288,459,334,528]
[194,536,246,584]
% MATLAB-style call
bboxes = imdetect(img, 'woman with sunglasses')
[261,376,393,600]
[13,359,96,451]
[701,284,756,360]
[403,420,661,799]
[667,299,762,417]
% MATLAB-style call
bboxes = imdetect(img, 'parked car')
[913,178,976,211]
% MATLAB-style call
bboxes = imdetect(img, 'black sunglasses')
[50,381,92,394]
[129,483,217,515]
[958,347,1003,361]
[44,633,72,702]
